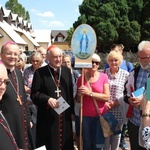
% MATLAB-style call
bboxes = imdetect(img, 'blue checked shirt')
[130,68,150,126]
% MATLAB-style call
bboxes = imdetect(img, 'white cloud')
[47,21,65,27]
[39,19,65,28]
[31,9,54,17]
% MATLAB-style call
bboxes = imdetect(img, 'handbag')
[85,74,121,138]
[99,112,114,137]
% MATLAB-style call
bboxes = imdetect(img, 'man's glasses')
[0,79,10,86]
[92,61,100,65]
[2,51,19,57]
[138,56,150,60]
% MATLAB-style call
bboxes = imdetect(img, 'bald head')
[37,47,47,60]
[47,46,62,68]
[0,63,8,79]
[0,63,9,100]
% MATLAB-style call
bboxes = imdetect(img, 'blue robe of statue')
[80,33,89,53]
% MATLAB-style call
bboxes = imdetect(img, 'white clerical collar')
[49,64,59,71]
[8,67,15,72]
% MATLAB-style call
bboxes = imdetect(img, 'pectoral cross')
[17,95,22,105]
[55,87,61,98]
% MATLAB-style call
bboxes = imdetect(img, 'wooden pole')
[79,68,84,150]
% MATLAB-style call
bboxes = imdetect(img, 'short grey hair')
[29,51,43,64]
[138,41,150,52]
[92,53,101,62]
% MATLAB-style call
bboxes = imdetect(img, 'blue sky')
[0,0,82,30]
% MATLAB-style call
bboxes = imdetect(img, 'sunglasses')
[92,61,100,65]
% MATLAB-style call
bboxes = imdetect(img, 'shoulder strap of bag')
[85,73,101,116]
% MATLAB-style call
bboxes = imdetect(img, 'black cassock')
[0,69,34,149]
[0,111,19,150]
[31,65,74,150]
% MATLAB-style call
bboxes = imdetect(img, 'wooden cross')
[17,95,22,105]
[55,87,61,97]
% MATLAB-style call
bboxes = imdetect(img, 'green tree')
[140,1,150,41]
[127,0,143,23]
[66,27,75,47]
[24,11,30,21]
[73,0,119,52]
[5,0,30,21]
[68,0,147,53]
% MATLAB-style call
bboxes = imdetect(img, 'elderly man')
[37,46,48,66]
[124,41,150,150]
[31,45,74,150]
[0,63,19,149]
[0,41,34,150]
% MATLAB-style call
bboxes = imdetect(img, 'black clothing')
[0,111,19,150]
[31,65,74,150]
[128,120,146,150]
[0,69,34,149]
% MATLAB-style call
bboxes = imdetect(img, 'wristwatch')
[89,92,93,97]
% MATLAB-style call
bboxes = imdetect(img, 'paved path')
[74,137,131,150]
[119,138,131,150]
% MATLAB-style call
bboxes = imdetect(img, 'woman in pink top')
[77,53,110,150]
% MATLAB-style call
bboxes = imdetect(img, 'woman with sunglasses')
[77,53,110,150]
[104,50,129,150]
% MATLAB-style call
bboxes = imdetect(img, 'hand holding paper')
[132,87,145,98]
[54,96,70,115]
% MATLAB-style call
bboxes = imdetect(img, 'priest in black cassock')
[0,63,19,150]
[0,42,35,150]
[31,45,74,150]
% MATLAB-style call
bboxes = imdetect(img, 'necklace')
[0,111,18,150]
[48,66,61,97]
[8,70,22,105]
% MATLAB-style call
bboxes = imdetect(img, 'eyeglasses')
[41,54,46,56]
[92,61,100,65]
[31,60,40,63]
[2,51,19,57]
[138,56,150,60]
[0,79,10,86]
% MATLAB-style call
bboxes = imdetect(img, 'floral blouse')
[142,126,150,150]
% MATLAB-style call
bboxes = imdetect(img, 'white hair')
[138,41,150,52]
[92,53,101,62]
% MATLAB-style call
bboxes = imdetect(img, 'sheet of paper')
[132,87,145,98]
[34,145,46,150]
[54,96,70,115]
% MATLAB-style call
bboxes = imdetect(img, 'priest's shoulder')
[15,68,23,76]
[35,65,49,73]
[61,65,71,72]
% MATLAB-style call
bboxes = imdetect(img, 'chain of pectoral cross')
[9,70,22,105]
[48,66,61,98]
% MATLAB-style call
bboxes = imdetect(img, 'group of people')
[0,40,150,150]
